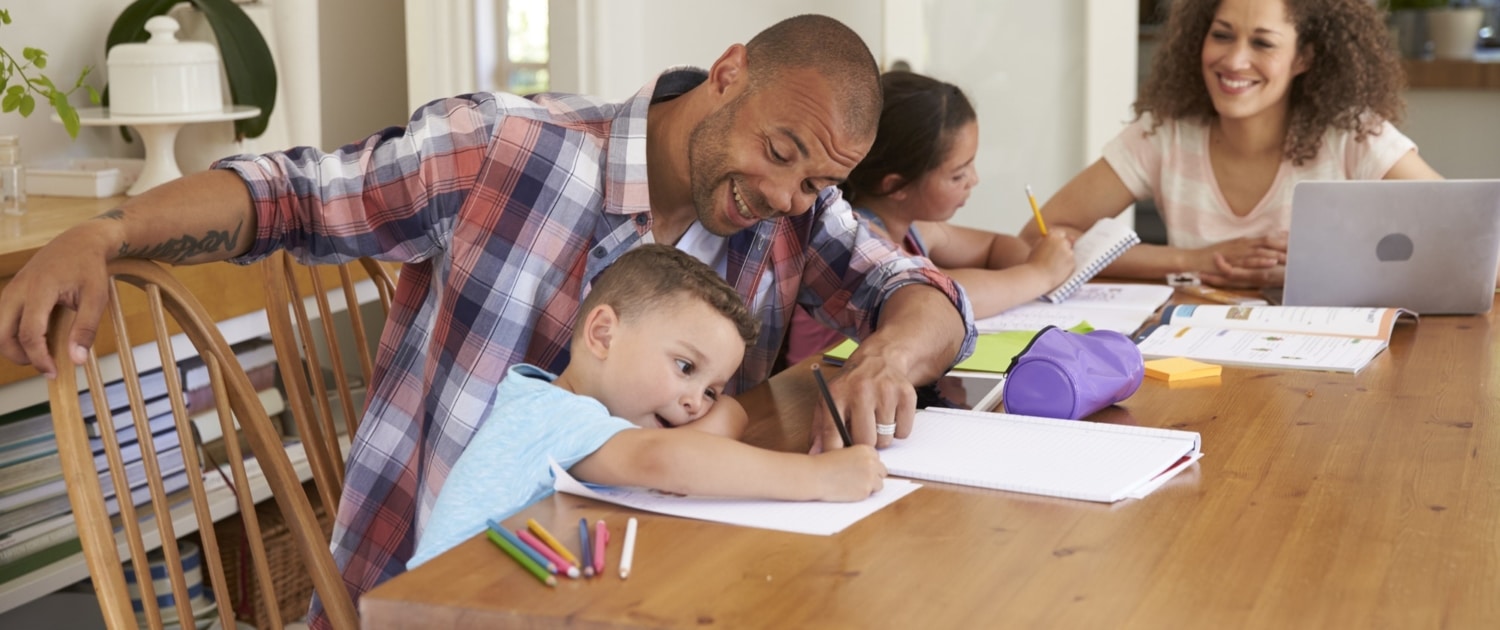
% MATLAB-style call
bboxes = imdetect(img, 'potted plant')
[0,9,101,138]
[107,0,276,139]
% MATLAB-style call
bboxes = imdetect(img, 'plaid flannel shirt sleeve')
[214,93,515,267]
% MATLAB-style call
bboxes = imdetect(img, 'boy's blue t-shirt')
[408,364,637,568]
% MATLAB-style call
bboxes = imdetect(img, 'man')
[0,14,974,623]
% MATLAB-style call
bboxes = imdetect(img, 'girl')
[786,71,1075,366]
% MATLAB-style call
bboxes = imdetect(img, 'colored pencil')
[527,518,582,566]
[487,519,557,574]
[579,517,594,577]
[485,529,556,587]
[593,519,609,577]
[620,517,638,580]
[517,529,581,579]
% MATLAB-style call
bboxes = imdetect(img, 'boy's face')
[596,297,746,430]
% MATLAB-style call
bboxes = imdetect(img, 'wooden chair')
[261,251,396,513]
[45,259,358,630]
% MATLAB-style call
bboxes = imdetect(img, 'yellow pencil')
[1026,184,1048,236]
[527,518,581,566]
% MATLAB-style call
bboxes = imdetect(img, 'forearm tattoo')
[94,208,125,221]
[117,220,245,263]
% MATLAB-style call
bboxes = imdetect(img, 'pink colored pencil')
[593,520,609,576]
[517,529,580,579]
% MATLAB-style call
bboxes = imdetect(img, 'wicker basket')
[213,481,333,627]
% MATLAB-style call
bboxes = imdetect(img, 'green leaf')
[51,92,80,139]
[1,91,17,113]
[17,93,34,117]
[22,47,39,62]
[0,10,11,25]
[6,85,22,97]
[75,65,92,89]
[187,0,277,139]
[86,85,101,105]
[31,75,54,91]
[32,54,46,70]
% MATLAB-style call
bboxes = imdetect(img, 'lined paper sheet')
[550,461,921,536]
[880,409,1201,503]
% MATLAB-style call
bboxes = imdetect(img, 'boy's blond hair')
[577,244,760,344]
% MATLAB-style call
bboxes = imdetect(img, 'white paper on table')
[550,460,921,536]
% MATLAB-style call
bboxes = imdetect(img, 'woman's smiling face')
[1200,0,1311,123]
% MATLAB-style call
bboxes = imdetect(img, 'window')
[479,0,549,94]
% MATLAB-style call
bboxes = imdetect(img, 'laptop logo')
[1376,233,1414,262]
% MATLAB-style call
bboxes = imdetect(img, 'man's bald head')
[744,14,882,139]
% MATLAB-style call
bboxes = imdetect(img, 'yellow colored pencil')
[1026,184,1048,236]
[527,518,581,566]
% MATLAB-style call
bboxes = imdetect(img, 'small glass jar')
[0,136,24,216]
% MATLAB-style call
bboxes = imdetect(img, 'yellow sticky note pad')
[1144,357,1222,382]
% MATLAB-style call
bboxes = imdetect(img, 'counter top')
[1403,54,1500,90]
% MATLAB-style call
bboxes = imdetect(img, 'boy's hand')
[1027,231,1076,286]
[812,445,887,501]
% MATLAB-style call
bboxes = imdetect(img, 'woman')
[1022,0,1441,288]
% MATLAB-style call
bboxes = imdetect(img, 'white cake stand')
[56,106,260,196]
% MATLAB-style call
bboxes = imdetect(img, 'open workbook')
[879,408,1202,503]
[1135,304,1416,373]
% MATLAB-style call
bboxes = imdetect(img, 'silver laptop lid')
[1285,180,1500,315]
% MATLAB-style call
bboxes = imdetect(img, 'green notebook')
[823,323,1096,374]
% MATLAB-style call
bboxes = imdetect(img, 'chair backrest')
[46,259,358,630]
[261,251,396,513]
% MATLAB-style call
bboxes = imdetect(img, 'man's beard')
[687,96,746,237]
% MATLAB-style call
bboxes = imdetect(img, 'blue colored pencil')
[579,517,594,577]
[487,519,557,574]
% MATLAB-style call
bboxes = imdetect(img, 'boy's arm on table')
[0,170,256,376]
[570,428,885,502]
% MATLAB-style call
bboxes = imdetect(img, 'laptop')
[1283,180,1500,315]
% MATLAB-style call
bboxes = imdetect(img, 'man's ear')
[581,304,620,360]
[706,44,750,99]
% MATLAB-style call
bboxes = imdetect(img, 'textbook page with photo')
[879,408,1202,503]
[1042,217,1142,303]
[975,283,1175,335]
[1135,304,1417,374]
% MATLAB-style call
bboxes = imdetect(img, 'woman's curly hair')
[1135,0,1406,166]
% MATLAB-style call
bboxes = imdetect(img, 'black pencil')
[810,364,853,447]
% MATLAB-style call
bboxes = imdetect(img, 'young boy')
[410,245,887,566]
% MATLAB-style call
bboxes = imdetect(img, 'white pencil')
[619,517,638,580]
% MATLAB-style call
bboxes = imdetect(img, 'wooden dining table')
[360,298,1500,629]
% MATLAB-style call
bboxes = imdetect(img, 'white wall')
[550,0,883,103]
[0,0,405,176]
[1401,91,1500,179]
[320,0,408,149]
[0,1,139,166]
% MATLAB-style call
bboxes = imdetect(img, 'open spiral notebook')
[1043,216,1141,303]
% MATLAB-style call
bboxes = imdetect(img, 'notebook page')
[880,409,1199,502]
[550,461,921,536]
